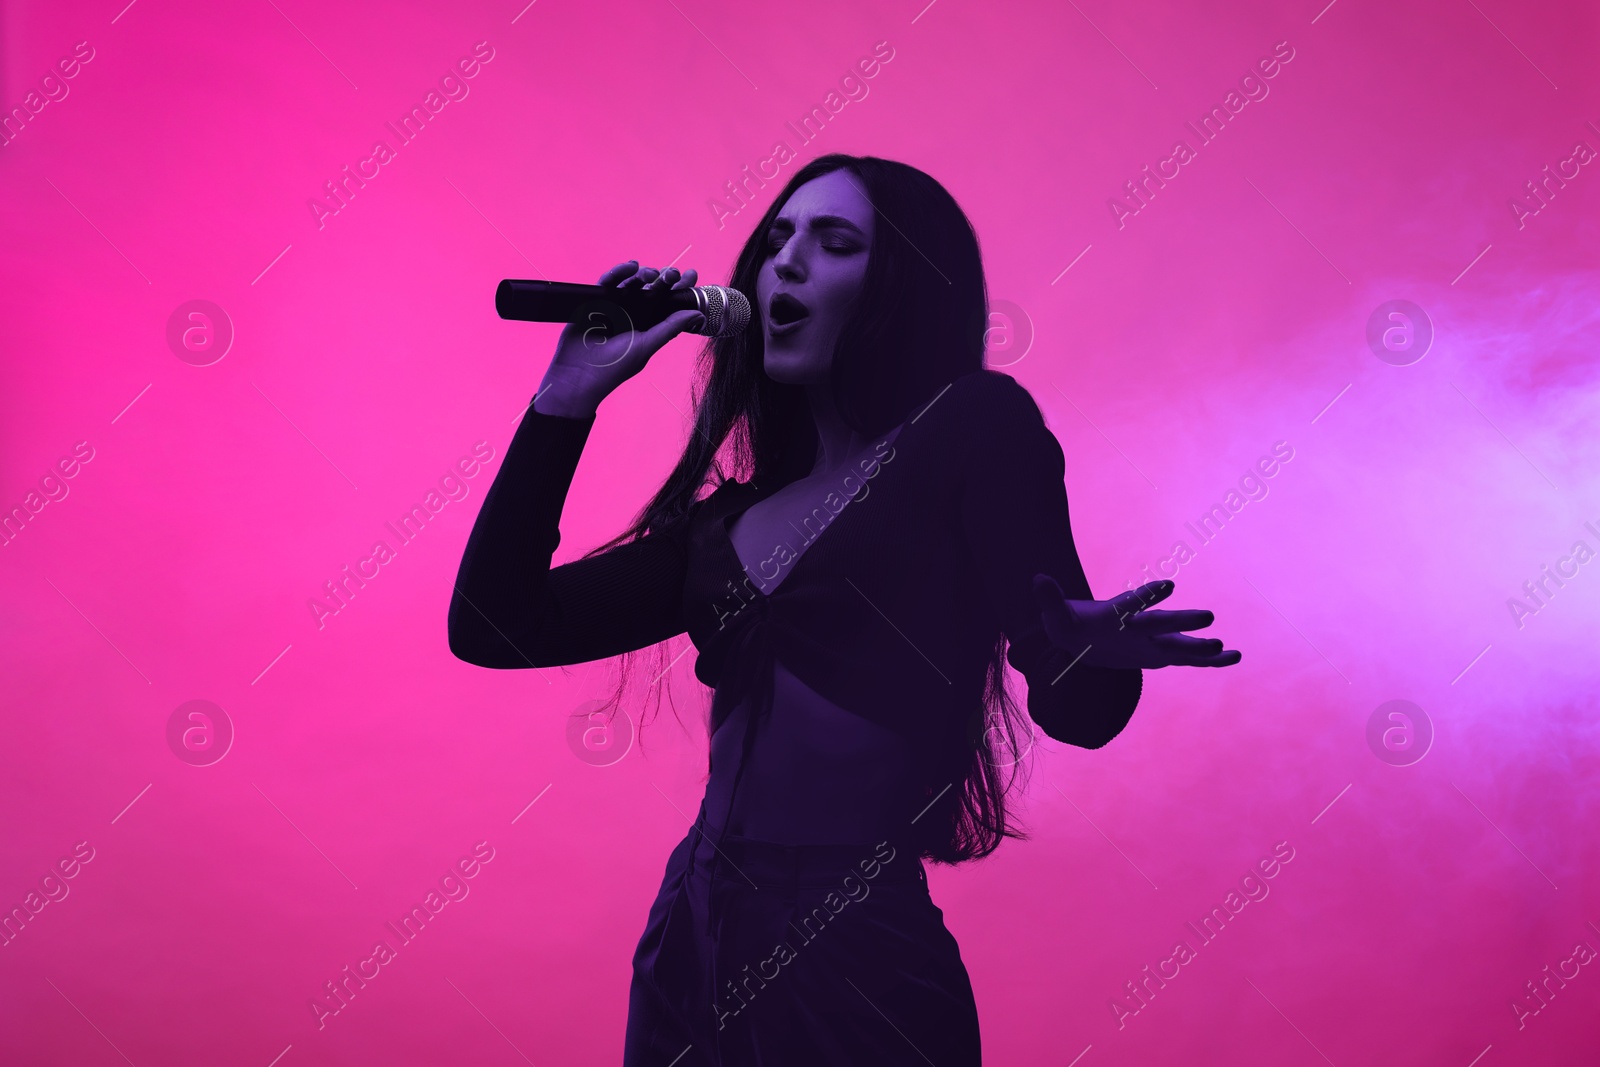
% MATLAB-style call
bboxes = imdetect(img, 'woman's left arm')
[952,371,1145,749]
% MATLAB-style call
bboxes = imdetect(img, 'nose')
[771,237,806,283]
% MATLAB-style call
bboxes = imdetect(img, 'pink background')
[3,0,1598,1063]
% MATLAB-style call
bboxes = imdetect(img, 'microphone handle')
[496,280,701,330]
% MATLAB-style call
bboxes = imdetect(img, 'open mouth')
[768,292,811,329]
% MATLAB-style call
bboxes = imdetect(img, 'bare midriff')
[705,659,925,845]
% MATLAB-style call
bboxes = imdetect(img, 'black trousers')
[623,807,982,1066]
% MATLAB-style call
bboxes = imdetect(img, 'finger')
[1132,579,1176,609]
[1148,633,1240,666]
[1124,608,1216,634]
[1150,633,1225,655]
[599,260,639,286]
[671,267,699,290]
[638,309,705,352]
[620,267,661,289]
[1109,580,1173,620]
[648,267,681,290]
[1115,581,1169,613]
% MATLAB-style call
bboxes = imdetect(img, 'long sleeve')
[952,371,1143,749]
[447,407,693,669]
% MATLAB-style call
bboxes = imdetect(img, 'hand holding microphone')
[524,261,746,419]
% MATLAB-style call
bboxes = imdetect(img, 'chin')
[762,345,829,385]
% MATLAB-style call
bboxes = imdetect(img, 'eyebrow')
[770,214,867,236]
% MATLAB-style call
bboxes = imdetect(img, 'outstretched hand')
[1032,575,1242,670]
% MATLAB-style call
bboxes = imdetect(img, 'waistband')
[703,831,924,889]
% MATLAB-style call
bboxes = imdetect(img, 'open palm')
[1032,575,1242,670]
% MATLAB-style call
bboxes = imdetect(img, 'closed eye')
[767,215,867,257]
[767,235,861,256]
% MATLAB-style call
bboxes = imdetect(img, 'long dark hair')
[581,154,1034,864]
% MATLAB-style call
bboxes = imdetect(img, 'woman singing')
[449,154,1240,1065]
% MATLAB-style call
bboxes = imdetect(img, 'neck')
[804,381,874,475]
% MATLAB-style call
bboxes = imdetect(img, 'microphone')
[495,279,752,338]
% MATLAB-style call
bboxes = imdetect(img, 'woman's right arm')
[447,260,707,669]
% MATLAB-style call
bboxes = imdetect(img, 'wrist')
[532,371,603,419]
[532,390,598,419]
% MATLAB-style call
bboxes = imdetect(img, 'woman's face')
[755,169,875,385]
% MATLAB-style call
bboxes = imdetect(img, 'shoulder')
[914,369,1059,457]
[644,478,745,542]
[920,369,1047,428]
[920,369,1067,488]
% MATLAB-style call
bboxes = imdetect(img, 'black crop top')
[448,368,1143,778]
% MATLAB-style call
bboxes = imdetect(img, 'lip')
[767,291,811,336]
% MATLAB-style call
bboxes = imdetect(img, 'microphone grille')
[693,286,752,338]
